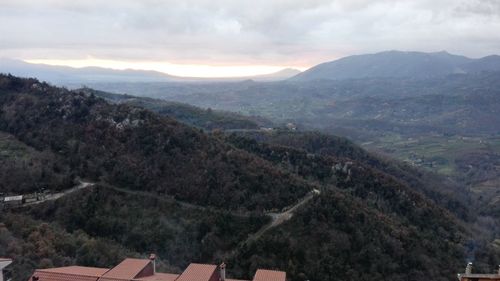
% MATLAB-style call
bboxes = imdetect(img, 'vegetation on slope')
[0,74,311,211]
[0,213,134,281]
[223,131,471,220]
[81,88,272,131]
[0,132,73,194]
[1,75,499,281]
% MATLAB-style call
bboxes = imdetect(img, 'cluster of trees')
[0,213,133,281]
[230,190,469,281]
[28,185,268,268]
[0,132,73,194]
[225,131,471,220]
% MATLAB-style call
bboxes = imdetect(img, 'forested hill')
[78,88,273,131]
[0,74,499,281]
[0,74,312,211]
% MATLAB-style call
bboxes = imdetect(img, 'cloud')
[1,0,499,67]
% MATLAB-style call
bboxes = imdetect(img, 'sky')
[1,0,500,77]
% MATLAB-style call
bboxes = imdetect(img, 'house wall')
[208,268,220,281]
[135,262,154,279]
[0,260,13,281]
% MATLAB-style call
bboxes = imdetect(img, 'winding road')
[6,180,321,254]
[247,188,321,242]
[6,181,95,208]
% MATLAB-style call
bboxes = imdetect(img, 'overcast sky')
[1,0,500,76]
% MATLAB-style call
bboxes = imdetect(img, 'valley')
[80,57,500,224]
[4,1,500,280]
[2,74,499,281]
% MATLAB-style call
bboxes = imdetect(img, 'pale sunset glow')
[24,58,301,78]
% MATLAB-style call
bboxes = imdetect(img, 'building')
[29,256,286,281]
[0,258,12,281]
[458,263,500,281]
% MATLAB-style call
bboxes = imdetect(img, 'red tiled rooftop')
[253,270,286,281]
[28,258,286,281]
[100,258,152,280]
[133,273,179,281]
[33,271,101,281]
[175,264,218,281]
[32,266,109,281]
[38,266,110,277]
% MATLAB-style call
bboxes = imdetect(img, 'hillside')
[0,75,499,281]
[80,88,273,131]
[222,131,471,219]
[0,132,73,193]
[0,74,312,211]
[291,50,500,81]
[100,72,500,213]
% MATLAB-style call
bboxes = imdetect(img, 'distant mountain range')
[3,50,499,84]
[0,58,301,84]
[291,50,500,81]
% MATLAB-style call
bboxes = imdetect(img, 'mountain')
[0,58,180,83]
[248,68,301,81]
[0,59,300,85]
[2,74,499,281]
[462,55,500,72]
[291,50,500,81]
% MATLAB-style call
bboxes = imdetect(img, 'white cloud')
[0,0,499,68]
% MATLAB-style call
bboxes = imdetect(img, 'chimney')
[219,263,226,281]
[31,276,39,281]
[149,254,156,274]
[465,262,472,275]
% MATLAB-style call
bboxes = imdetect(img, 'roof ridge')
[99,265,116,278]
[36,270,104,278]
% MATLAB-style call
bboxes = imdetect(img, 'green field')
[363,134,500,176]
[362,133,500,216]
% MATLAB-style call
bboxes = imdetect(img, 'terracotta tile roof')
[175,264,218,281]
[32,270,104,281]
[100,259,152,281]
[38,266,110,277]
[253,270,286,281]
[133,273,179,281]
[27,258,286,281]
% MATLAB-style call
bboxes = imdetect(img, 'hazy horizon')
[2,0,500,77]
